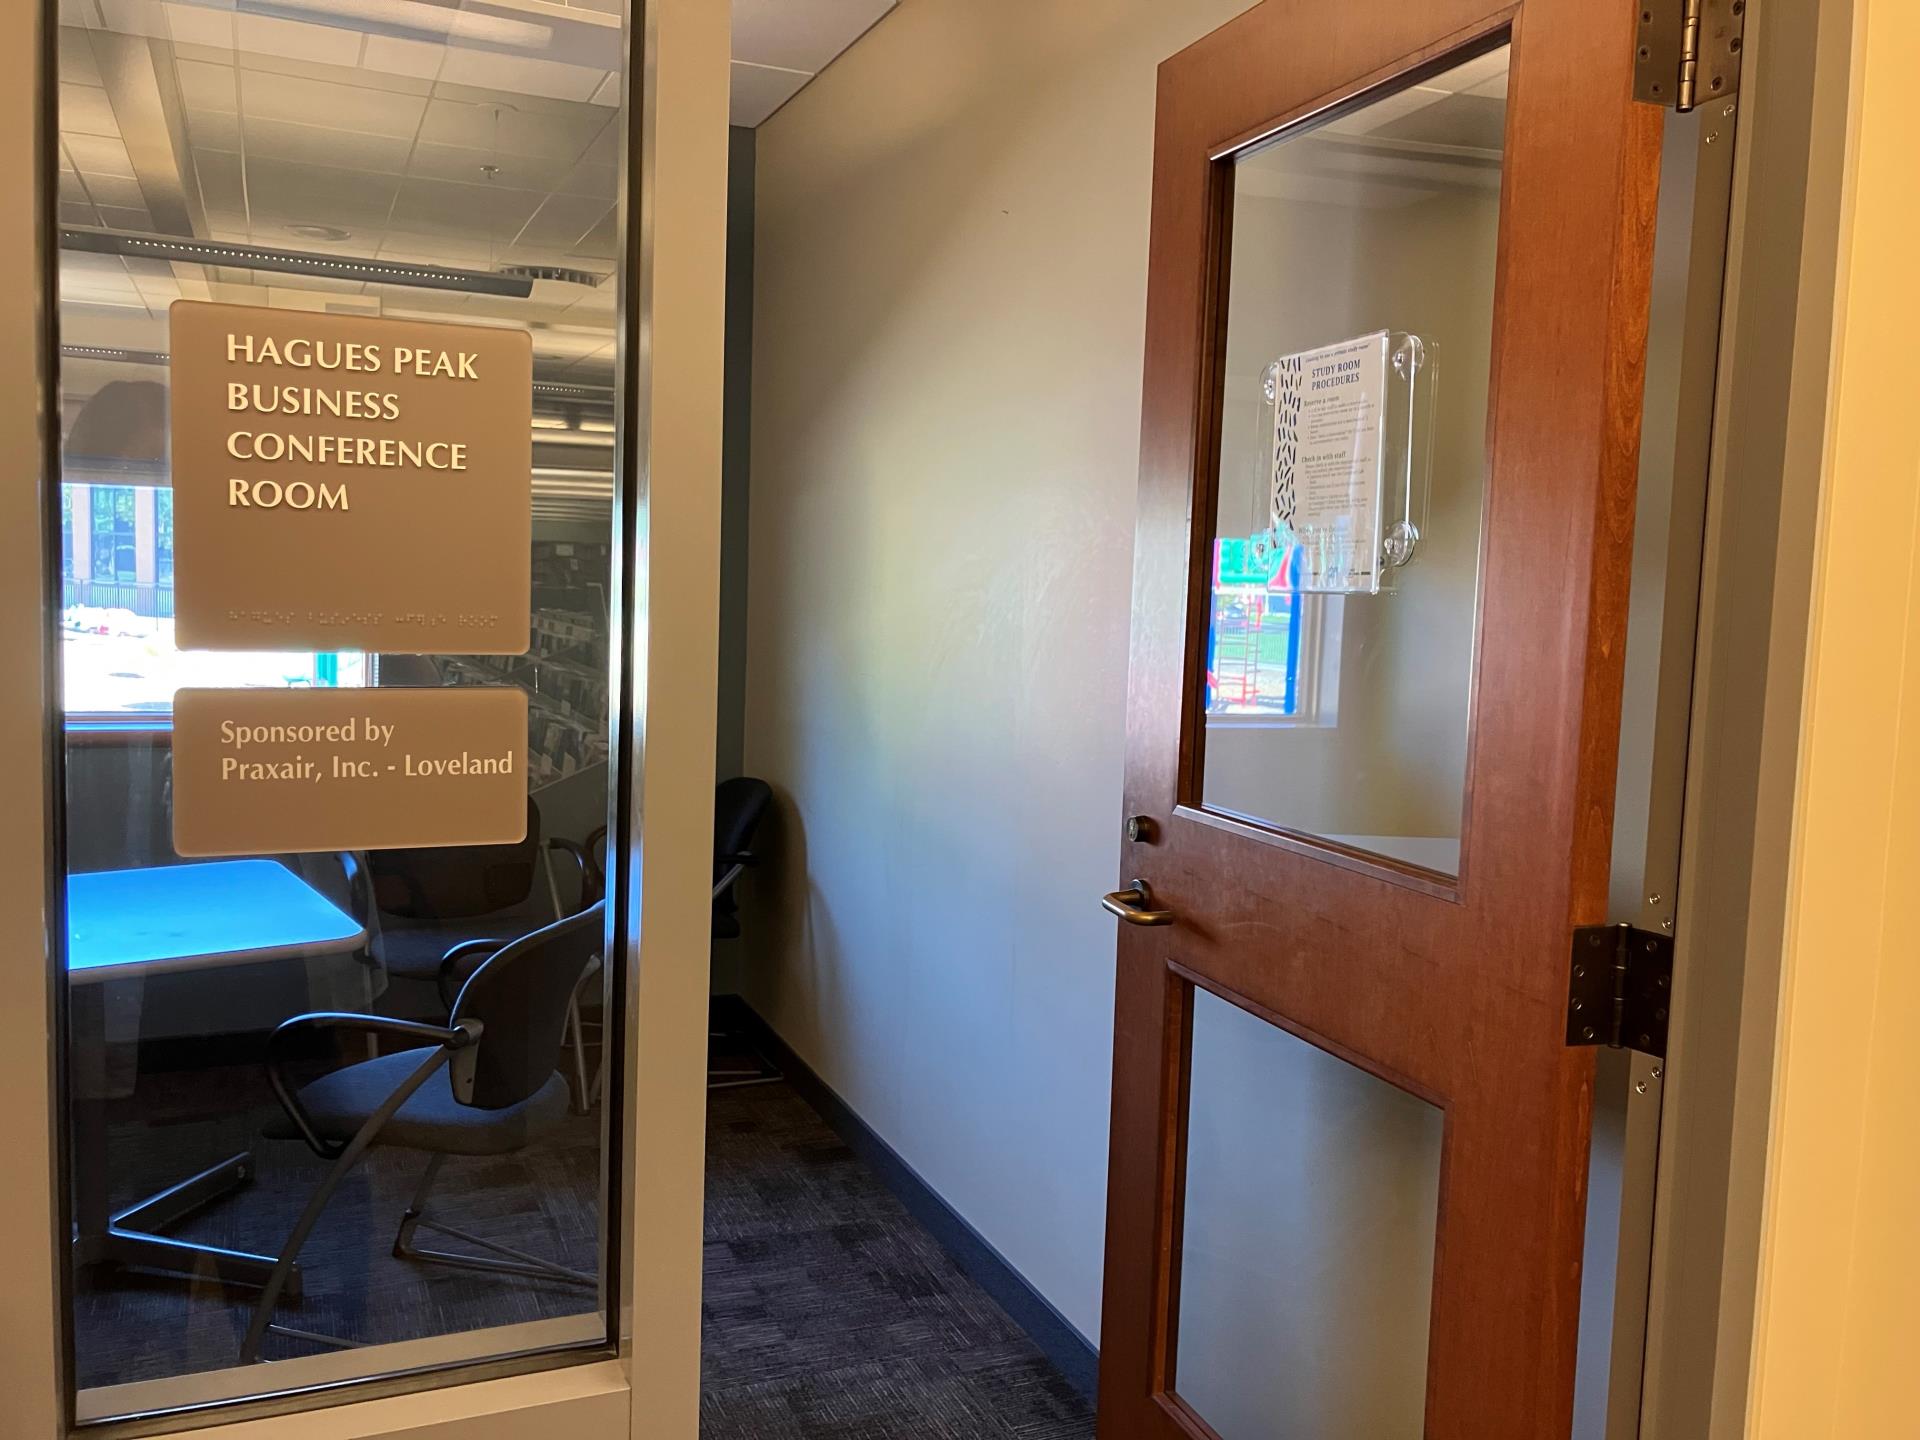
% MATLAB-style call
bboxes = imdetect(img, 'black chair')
[550,824,608,905]
[360,795,558,997]
[557,779,770,927]
[706,779,774,1086]
[240,899,607,1364]
[711,777,772,938]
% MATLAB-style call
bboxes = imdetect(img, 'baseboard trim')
[711,994,1100,1403]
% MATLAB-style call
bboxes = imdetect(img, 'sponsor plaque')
[172,687,529,857]
[169,300,532,653]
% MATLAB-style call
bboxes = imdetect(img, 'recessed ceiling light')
[286,223,352,242]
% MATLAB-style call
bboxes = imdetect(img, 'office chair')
[360,794,551,991]
[240,900,607,1364]
[706,778,774,1087]
[710,777,771,937]
[355,797,600,1108]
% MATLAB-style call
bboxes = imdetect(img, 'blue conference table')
[68,859,368,1290]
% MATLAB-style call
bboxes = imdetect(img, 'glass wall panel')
[1174,987,1443,1438]
[1198,46,1509,879]
[56,0,626,1420]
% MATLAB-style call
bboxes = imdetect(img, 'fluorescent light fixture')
[578,418,614,433]
[532,415,571,430]
[240,0,552,49]
[60,228,533,299]
[533,381,613,401]
[61,345,169,366]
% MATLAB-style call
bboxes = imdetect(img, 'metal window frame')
[0,0,729,1433]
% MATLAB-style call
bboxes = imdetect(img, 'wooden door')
[1099,3,1663,1437]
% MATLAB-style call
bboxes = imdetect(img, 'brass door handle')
[1102,880,1174,927]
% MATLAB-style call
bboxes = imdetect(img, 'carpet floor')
[72,1056,1094,1439]
[701,1080,1094,1439]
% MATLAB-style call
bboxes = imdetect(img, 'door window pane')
[1198,46,1509,879]
[1174,988,1443,1438]
[56,0,626,1421]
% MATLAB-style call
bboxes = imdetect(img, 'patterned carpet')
[701,1081,1094,1439]
[72,1050,1093,1438]
[73,1056,602,1387]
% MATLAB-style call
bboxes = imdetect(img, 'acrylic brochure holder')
[1249,330,1436,595]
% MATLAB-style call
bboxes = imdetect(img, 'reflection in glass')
[1174,988,1443,1439]
[57,0,623,1419]
[1199,46,1510,878]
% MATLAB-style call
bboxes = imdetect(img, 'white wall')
[743,0,1257,1340]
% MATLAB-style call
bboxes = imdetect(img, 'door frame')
[0,0,729,1433]
[1637,0,1860,1434]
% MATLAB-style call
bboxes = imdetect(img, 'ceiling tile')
[189,148,245,215]
[406,140,555,192]
[173,58,237,114]
[236,46,435,95]
[184,107,240,151]
[363,34,446,82]
[238,70,428,139]
[95,0,168,41]
[559,161,617,201]
[95,203,154,231]
[387,174,545,238]
[375,228,497,265]
[80,172,148,210]
[57,29,104,85]
[162,1,231,50]
[728,60,810,128]
[243,116,418,176]
[235,13,364,68]
[513,192,613,252]
[60,82,121,139]
[731,0,893,73]
[570,208,616,261]
[415,96,603,161]
[65,133,137,179]
[435,49,604,104]
[242,154,404,232]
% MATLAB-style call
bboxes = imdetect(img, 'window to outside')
[1207,537,1303,718]
[61,484,364,715]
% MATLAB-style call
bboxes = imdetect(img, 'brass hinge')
[1635,0,1747,113]
[1567,924,1674,1058]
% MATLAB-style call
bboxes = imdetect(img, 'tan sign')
[172,687,528,857]
[169,300,532,654]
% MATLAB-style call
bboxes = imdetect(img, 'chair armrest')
[548,836,592,879]
[712,852,757,902]
[547,838,598,910]
[266,1012,481,1159]
[335,851,376,963]
[438,937,507,1011]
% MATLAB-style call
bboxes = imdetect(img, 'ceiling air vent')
[497,264,605,288]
